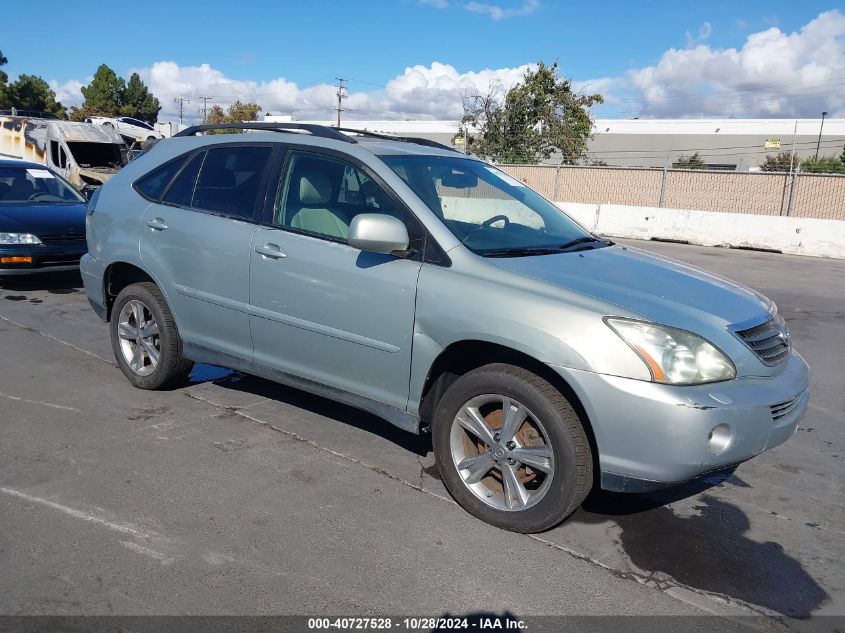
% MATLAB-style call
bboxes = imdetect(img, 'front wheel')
[110,282,193,390]
[432,364,593,533]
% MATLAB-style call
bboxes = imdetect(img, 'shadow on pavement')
[0,270,83,293]
[188,363,432,457]
[573,477,828,617]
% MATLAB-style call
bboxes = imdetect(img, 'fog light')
[707,423,733,455]
[1,256,32,264]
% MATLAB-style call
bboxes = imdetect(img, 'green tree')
[461,61,603,164]
[5,75,66,118]
[122,72,160,123]
[204,101,262,133]
[0,50,10,109]
[673,152,707,170]
[79,64,125,115]
[801,155,845,174]
[760,152,798,172]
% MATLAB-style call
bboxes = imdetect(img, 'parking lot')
[1,239,843,625]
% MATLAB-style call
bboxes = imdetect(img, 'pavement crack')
[184,391,456,506]
[416,455,426,490]
[0,314,115,365]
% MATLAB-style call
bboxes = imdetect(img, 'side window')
[162,151,205,207]
[49,141,67,169]
[134,154,190,201]
[276,151,405,241]
[192,145,271,219]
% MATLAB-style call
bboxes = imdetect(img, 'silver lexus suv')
[81,123,809,532]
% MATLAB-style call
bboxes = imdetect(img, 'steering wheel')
[27,193,62,202]
[481,214,510,229]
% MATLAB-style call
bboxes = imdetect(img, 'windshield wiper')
[479,237,613,258]
[480,247,567,258]
[556,236,613,251]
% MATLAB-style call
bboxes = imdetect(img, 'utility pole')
[335,78,347,128]
[197,96,213,123]
[815,111,828,159]
[174,97,190,126]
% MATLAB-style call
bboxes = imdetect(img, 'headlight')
[605,318,736,384]
[0,233,42,245]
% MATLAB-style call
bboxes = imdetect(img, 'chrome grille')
[771,395,802,421]
[37,234,86,245]
[734,315,791,366]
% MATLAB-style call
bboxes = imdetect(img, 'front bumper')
[551,352,810,491]
[0,242,87,276]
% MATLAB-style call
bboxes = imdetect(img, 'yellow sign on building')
[764,138,781,150]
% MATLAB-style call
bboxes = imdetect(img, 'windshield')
[0,166,86,204]
[67,142,124,168]
[381,155,603,256]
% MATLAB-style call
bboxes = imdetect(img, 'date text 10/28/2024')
[307,617,527,630]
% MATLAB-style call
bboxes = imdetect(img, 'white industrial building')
[261,114,845,171]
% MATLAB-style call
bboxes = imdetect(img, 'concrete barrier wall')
[439,196,845,259]
[555,202,845,259]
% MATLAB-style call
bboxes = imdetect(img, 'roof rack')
[173,122,356,143]
[172,121,461,153]
[336,127,459,152]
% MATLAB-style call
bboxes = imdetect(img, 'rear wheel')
[432,364,592,533]
[110,282,193,389]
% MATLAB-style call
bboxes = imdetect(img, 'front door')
[249,149,422,410]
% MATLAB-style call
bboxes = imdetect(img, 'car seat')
[287,170,349,239]
[8,178,36,201]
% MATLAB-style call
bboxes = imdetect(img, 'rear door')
[249,148,423,409]
[139,143,275,360]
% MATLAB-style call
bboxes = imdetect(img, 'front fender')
[409,262,650,413]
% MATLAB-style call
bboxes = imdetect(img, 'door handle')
[145,218,168,231]
[255,243,287,259]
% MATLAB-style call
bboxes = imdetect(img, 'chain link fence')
[499,164,845,220]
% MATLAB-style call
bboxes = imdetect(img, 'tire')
[109,282,193,390]
[432,363,593,533]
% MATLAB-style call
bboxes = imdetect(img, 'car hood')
[490,245,771,329]
[0,202,87,238]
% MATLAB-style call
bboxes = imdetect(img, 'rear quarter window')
[134,154,191,201]
[162,152,205,207]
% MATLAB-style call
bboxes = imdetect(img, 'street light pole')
[815,111,828,159]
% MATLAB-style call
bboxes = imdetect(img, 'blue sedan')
[0,159,88,276]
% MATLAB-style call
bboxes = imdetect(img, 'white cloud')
[463,0,539,20]
[685,21,712,47]
[84,61,535,122]
[49,79,86,107]
[46,10,845,123]
[602,9,845,118]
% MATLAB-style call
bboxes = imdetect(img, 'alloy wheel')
[117,299,160,376]
[449,394,555,511]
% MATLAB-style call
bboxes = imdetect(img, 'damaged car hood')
[490,245,771,328]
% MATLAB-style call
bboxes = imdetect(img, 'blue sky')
[3,1,843,121]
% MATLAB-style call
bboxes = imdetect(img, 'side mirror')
[348,214,410,255]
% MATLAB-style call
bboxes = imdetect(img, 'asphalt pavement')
[1,240,843,628]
